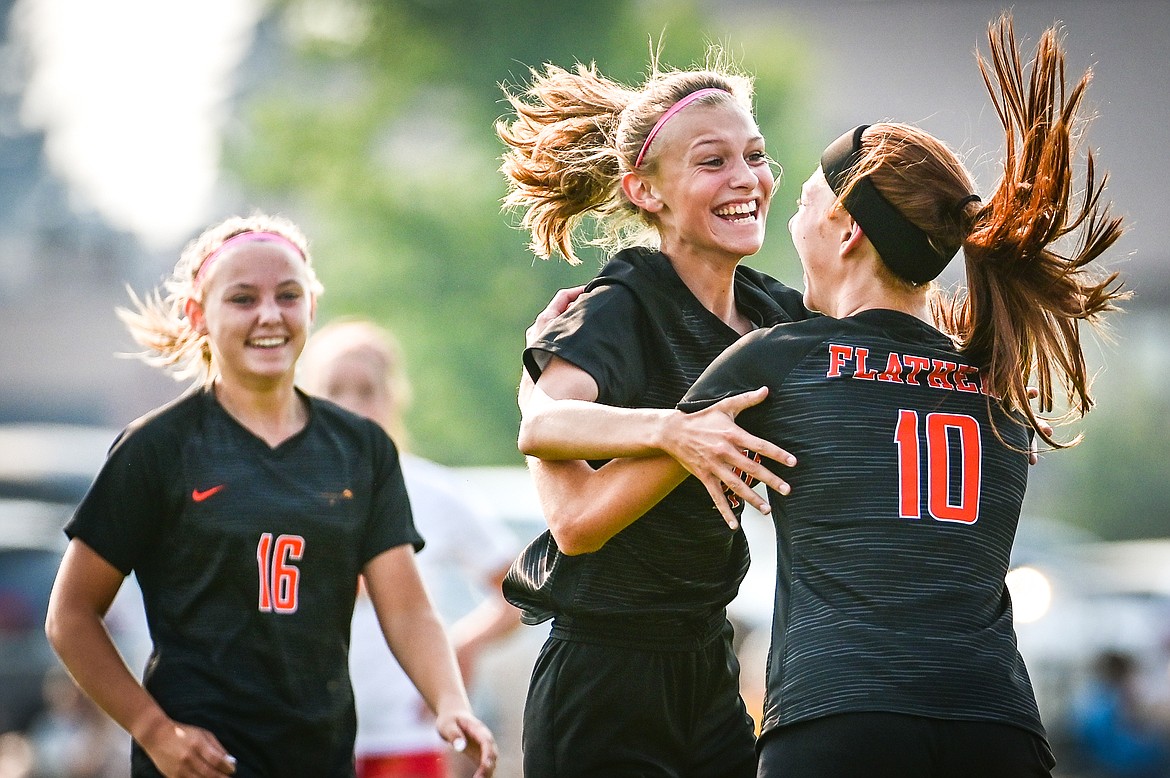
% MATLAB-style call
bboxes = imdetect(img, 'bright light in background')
[1006,566,1053,624]
[14,0,264,250]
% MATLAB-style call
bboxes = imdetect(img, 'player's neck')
[665,250,751,334]
[212,379,308,448]
[818,266,932,325]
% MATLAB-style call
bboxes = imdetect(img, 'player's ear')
[184,297,208,335]
[840,217,867,258]
[622,171,664,214]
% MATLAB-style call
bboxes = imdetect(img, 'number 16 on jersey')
[257,533,305,613]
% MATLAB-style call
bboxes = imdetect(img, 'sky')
[14,0,263,249]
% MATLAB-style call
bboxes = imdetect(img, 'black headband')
[819,125,956,284]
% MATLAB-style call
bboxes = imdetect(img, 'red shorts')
[355,751,448,778]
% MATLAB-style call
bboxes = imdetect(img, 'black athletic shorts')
[521,613,756,778]
[757,711,1055,778]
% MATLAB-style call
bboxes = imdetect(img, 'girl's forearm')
[46,600,170,744]
[519,388,676,461]
[529,454,686,554]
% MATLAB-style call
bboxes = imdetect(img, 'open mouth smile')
[714,200,759,223]
[248,336,288,349]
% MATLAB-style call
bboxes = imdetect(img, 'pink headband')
[634,88,730,168]
[194,231,306,285]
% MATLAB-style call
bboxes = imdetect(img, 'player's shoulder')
[109,389,205,457]
[129,388,204,429]
[532,254,649,357]
[594,245,660,283]
[698,317,845,390]
[741,315,842,355]
[533,250,649,338]
[733,264,809,322]
[579,250,654,308]
[589,247,684,313]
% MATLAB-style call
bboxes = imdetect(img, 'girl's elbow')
[547,513,604,556]
[44,605,69,655]
[517,409,562,458]
[516,421,539,457]
[550,532,599,556]
[44,597,98,658]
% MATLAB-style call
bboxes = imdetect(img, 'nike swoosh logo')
[192,485,225,502]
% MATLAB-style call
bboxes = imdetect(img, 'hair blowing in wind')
[939,15,1129,449]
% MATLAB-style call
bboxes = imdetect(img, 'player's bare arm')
[363,546,497,778]
[46,540,237,777]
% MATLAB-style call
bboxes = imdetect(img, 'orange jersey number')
[893,410,982,524]
[257,533,305,613]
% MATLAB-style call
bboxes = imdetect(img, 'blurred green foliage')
[224,0,819,465]
[1021,311,1170,541]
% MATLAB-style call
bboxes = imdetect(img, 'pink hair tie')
[634,88,730,168]
[194,231,306,285]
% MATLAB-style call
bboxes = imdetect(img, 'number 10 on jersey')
[893,410,982,524]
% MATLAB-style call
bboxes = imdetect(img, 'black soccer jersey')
[505,246,807,627]
[66,388,422,777]
[679,309,1046,741]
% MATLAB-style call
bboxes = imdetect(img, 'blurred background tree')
[223,0,819,464]
[1021,316,1170,541]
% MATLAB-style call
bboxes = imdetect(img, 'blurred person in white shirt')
[300,319,520,778]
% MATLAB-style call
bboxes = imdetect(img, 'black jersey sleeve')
[360,424,424,565]
[523,283,650,407]
[65,421,178,576]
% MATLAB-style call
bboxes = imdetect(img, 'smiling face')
[636,101,774,265]
[187,239,316,390]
